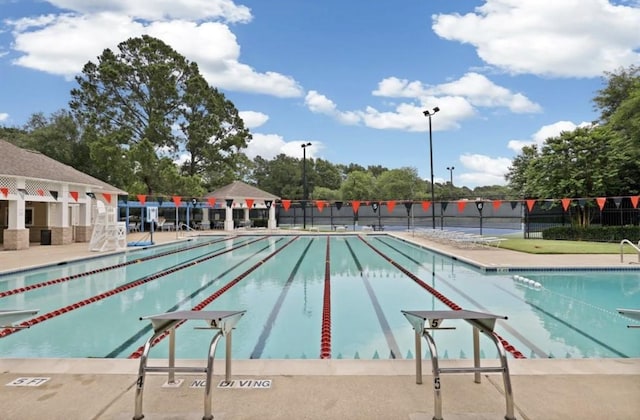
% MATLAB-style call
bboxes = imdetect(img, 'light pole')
[301,142,312,229]
[423,106,440,229]
[446,166,455,187]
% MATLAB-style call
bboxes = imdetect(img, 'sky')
[1,0,639,189]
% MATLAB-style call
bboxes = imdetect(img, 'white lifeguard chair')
[89,201,127,252]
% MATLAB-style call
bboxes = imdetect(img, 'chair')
[156,217,164,230]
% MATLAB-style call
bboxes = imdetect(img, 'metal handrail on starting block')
[402,309,516,420]
[133,310,246,420]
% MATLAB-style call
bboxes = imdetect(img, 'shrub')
[542,226,640,242]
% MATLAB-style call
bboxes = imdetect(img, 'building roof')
[0,139,125,193]
[205,181,279,201]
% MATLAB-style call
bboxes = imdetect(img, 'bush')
[542,226,640,242]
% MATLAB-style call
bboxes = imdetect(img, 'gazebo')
[204,181,279,231]
[0,139,125,250]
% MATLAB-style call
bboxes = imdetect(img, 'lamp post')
[423,106,440,229]
[446,166,455,199]
[301,142,312,229]
[446,166,455,187]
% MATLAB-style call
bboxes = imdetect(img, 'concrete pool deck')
[1,230,639,419]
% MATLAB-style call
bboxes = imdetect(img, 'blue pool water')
[0,235,638,360]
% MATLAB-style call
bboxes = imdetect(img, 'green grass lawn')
[499,237,639,254]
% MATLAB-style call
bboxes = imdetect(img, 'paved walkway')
[1,230,639,419]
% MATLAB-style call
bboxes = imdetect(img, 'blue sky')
[1,0,639,188]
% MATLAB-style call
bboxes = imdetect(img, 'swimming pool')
[0,235,638,360]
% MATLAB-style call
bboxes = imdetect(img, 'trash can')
[40,229,52,245]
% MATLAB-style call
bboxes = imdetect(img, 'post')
[301,142,312,230]
[423,107,440,229]
[476,200,484,235]
[168,327,176,384]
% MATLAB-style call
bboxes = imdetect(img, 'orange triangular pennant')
[0,187,8,197]
[207,197,216,207]
[526,199,536,212]
[596,197,606,210]
[172,196,182,206]
[386,200,396,213]
[421,201,431,212]
[352,201,361,213]
[282,199,291,211]
[561,198,571,211]
[102,193,112,203]
[316,201,325,212]
[631,196,639,209]
[70,191,79,202]
[137,194,146,205]
[245,198,254,208]
[457,200,467,213]
[492,200,502,210]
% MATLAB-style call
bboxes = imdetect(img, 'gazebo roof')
[205,181,279,201]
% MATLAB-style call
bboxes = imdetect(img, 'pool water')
[0,235,638,360]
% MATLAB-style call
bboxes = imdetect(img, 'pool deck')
[1,231,639,419]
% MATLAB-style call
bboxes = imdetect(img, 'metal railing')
[133,310,246,420]
[620,239,640,264]
[402,309,516,420]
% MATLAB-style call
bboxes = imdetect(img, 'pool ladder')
[620,239,640,264]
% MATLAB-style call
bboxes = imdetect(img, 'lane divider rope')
[0,236,237,299]
[358,236,525,359]
[320,236,332,359]
[128,236,299,359]
[0,236,264,339]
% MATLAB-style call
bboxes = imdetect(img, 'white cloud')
[239,111,268,129]
[372,77,427,98]
[244,133,322,161]
[0,112,9,121]
[305,91,360,124]
[46,0,252,23]
[8,10,303,96]
[458,154,513,186]
[373,73,542,113]
[11,13,143,79]
[300,72,540,133]
[433,0,640,77]
[431,73,542,113]
[507,120,593,151]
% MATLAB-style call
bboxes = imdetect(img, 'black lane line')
[345,238,402,359]
[104,237,279,358]
[250,238,315,359]
[495,285,629,358]
[127,236,300,358]
[372,237,549,358]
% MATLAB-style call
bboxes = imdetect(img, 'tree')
[251,154,302,198]
[340,171,376,200]
[506,126,621,226]
[70,35,250,195]
[179,74,251,190]
[593,65,640,123]
[314,158,342,190]
[312,186,341,200]
[376,167,424,200]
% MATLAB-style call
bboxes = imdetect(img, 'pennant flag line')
[386,200,396,213]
